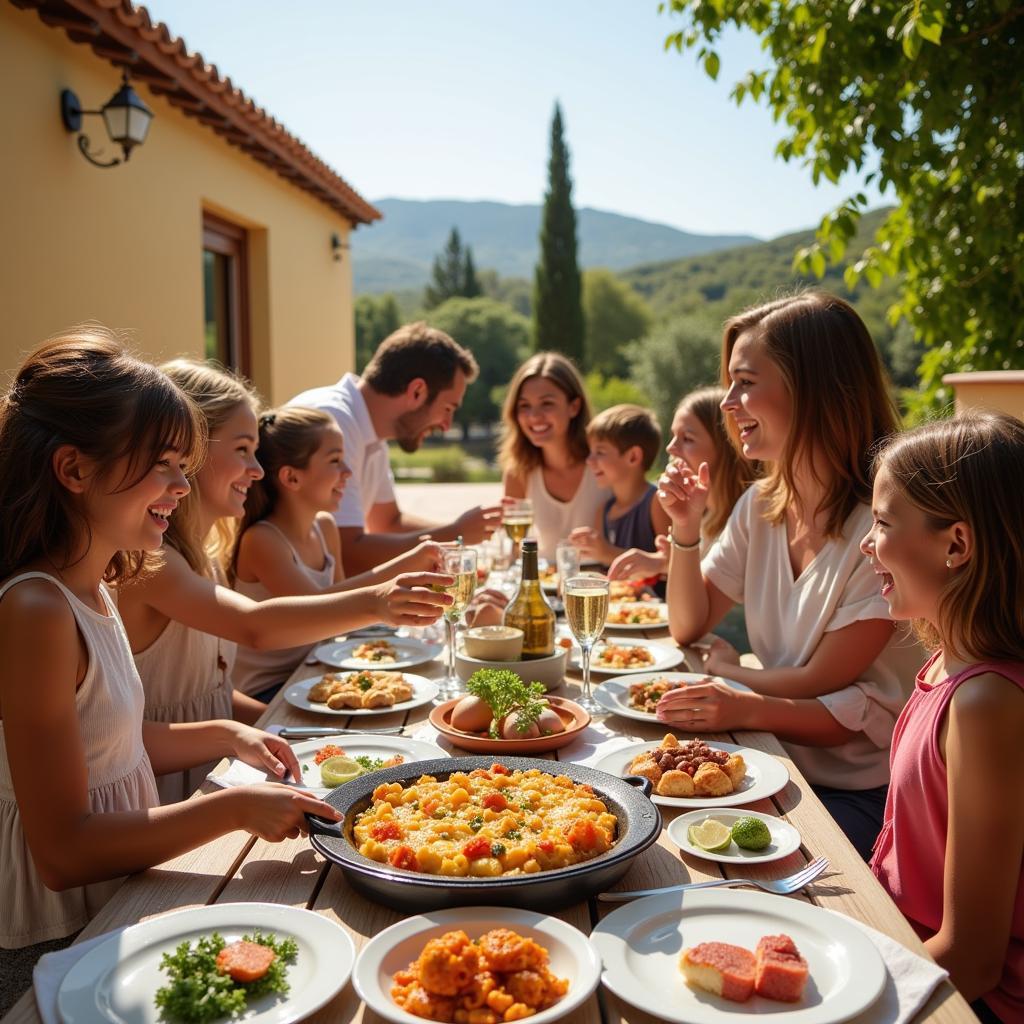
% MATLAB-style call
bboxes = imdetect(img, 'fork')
[598,856,829,903]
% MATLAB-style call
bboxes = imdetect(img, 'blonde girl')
[657,293,923,859]
[862,412,1024,1022]
[230,406,441,699]
[608,386,758,581]
[0,329,339,961]
[500,352,607,561]
[118,361,450,802]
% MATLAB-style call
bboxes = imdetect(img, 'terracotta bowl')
[428,695,590,754]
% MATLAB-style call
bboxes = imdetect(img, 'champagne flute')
[502,498,534,565]
[436,546,478,700]
[564,574,610,715]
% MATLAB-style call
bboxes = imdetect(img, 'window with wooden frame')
[202,211,250,376]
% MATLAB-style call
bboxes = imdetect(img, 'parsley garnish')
[467,669,549,738]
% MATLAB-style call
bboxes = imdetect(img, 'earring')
[945,558,953,568]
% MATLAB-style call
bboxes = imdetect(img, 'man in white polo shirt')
[289,322,501,574]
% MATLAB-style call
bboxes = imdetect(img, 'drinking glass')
[564,574,610,715]
[502,498,534,565]
[555,540,580,601]
[437,546,478,700]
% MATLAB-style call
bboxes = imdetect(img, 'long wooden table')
[5,624,976,1024]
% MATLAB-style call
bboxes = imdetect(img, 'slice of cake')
[754,934,809,1002]
[679,942,756,1002]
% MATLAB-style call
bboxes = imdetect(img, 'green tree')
[463,249,481,299]
[628,311,723,430]
[533,102,585,359]
[354,293,400,371]
[661,0,1024,415]
[584,371,647,413]
[425,297,530,433]
[582,268,654,377]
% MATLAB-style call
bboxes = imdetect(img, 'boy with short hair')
[570,404,671,565]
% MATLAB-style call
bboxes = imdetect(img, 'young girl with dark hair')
[0,328,340,957]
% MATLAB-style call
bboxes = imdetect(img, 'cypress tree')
[463,248,481,299]
[532,102,584,359]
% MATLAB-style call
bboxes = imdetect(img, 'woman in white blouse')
[658,293,922,860]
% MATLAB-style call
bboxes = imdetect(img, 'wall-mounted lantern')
[331,233,349,262]
[60,71,154,169]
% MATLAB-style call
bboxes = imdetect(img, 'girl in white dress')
[118,362,452,801]
[230,406,441,700]
[0,328,340,954]
[657,293,922,859]
[499,352,608,561]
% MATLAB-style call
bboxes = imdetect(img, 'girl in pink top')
[861,412,1024,1022]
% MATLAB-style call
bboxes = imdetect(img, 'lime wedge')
[687,818,733,852]
[319,755,365,787]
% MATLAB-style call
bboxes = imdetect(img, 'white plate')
[291,736,448,795]
[594,672,752,723]
[667,808,802,864]
[591,889,885,1024]
[353,906,601,1024]
[57,902,355,1024]
[283,672,439,717]
[591,739,790,808]
[571,636,685,675]
[604,600,669,630]
[312,636,443,670]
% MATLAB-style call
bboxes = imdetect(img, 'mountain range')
[351,198,757,293]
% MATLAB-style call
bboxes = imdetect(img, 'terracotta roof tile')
[13,0,380,226]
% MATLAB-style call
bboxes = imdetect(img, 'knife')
[278,725,404,739]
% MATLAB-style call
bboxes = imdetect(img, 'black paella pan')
[306,755,660,912]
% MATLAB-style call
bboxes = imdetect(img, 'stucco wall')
[0,6,357,404]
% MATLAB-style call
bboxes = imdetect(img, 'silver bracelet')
[670,530,701,552]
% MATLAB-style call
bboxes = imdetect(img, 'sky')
[139,1,884,241]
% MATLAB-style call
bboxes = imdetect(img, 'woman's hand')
[655,678,752,732]
[374,572,453,626]
[608,539,669,581]
[464,587,509,627]
[228,724,301,782]
[657,461,710,542]
[701,636,742,676]
[234,783,341,842]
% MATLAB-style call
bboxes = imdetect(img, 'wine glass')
[502,498,533,565]
[437,546,477,701]
[555,540,580,602]
[564,574,610,715]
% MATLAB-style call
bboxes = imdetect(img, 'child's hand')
[464,588,509,627]
[400,540,444,573]
[229,725,301,782]
[657,461,710,541]
[374,572,452,626]
[655,678,751,732]
[235,784,341,842]
[569,526,609,563]
[608,545,668,581]
[454,504,503,544]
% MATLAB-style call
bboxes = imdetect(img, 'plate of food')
[283,670,439,716]
[430,694,589,754]
[538,563,560,593]
[353,906,601,1024]
[311,636,443,670]
[608,579,656,601]
[667,808,802,865]
[604,600,669,630]
[291,736,448,794]
[57,902,355,1024]
[593,673,752,722]
[590,889,885,1024]
[591,735,790,808]
[569,637,685,675]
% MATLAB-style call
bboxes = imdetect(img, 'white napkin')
[33,928,123,1024]
[834,911,949,1024]
[408,721,461,754]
